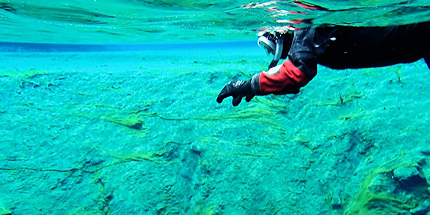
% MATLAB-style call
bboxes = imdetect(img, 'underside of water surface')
[0,0,429,43]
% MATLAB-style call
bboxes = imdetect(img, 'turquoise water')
[1,1,430,214]
[1,0,430,43]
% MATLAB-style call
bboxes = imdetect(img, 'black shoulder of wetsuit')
[280,33,293,59]
[279,27,337,59]
[287,28,319,78]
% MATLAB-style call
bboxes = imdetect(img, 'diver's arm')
[217,56,315,106]
[251,29,318,95]
[217,29,318,106]
[250,59,311,95]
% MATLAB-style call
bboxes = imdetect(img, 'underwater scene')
[1,0,430,214]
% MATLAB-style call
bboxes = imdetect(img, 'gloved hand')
[217,80,255,106]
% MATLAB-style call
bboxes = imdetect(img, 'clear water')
[1,0,429,43]
[1,1,430,214]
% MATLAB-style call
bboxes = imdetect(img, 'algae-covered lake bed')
[1,44,430,214]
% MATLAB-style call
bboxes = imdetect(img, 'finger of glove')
[232,95,244,106]
[245,94,255,102]
[216,85,233,103]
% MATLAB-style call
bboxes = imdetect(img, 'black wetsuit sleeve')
[425,56,430,69]
[288,29,318,79]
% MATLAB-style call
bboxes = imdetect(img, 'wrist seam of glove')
[250,73,262,95]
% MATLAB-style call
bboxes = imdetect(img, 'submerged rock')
[330,191,342,209]
[393,166,426,191]
[410,200,430,215]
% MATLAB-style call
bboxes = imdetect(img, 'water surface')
[1,0,429,43]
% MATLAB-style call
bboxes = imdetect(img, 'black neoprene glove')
[217,80,255,106]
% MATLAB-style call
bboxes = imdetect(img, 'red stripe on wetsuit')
[256,60,310,95]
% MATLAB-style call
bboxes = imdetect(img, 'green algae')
[0,207,12,215]
[272,205,302,215]
[168,70,195,75]
[233,152,273,157]
[339,108,366,121]
[253,96,288,109]
[345,158,430,214]
[66,207,101,215]
[109,150,169,163]
[315,92,362,106]
[0,69,53,89]
[158,103,285,131]
[189,205,221,215]
[77,111,148,133]
[101,115,144,130]
[92,145,171,164]
[0,147,171,176]
[44,101,154,134]
[0,69,50,79]
[387,67,403,83]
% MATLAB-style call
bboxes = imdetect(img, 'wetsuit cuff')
[250,73,262,95]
